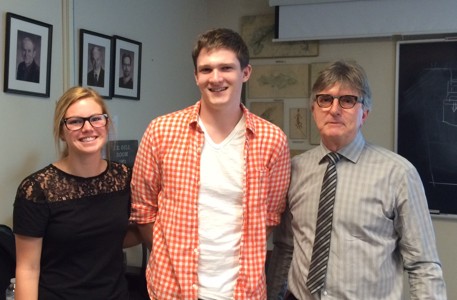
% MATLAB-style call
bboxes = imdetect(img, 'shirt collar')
[319,130,366,164]
[189,101,256,137]
[189,101,201,131]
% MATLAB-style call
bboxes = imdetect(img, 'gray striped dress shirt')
[267,131,447,300]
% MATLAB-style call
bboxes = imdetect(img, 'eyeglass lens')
[64,114,108,130]
[316,94,359,109]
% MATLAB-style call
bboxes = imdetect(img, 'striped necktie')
[307,152,341,294]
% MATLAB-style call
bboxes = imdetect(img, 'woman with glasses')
[13,86,138,300]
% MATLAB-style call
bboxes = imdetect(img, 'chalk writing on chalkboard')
[396,38,457,215]
[108,140,138,167]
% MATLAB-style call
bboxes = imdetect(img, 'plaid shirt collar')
[188,100,256,138]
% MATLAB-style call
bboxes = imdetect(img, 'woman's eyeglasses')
[62,114,108,131]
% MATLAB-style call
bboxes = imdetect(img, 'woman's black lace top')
[13,161,131,300]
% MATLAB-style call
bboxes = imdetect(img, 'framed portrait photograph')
[112,35,142,100]
[3,13,53,97]
[79,29,113,98]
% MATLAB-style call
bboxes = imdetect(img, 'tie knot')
[326,152,341,165]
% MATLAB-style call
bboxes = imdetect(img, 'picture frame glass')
[113,36,141,100]
[79,30,112,98]
[4,13,52,97]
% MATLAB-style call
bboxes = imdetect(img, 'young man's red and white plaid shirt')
[130,101,291,300]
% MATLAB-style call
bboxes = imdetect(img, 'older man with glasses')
[267,60,447,300]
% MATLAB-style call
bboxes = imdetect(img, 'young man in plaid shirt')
[130,28,291,300]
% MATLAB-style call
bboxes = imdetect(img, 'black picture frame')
[3,13,53,97]
[79,29,113,99]
[113,35,142,100]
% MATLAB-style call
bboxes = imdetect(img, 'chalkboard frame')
[395,38,457,216]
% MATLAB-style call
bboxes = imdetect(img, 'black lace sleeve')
[13,165,53,237]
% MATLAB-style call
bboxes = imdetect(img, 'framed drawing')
[79,29,113,98]
[240,14,318,58]
[113,35,142,100]
[247,63,309,99]
[289,107,307,140]
[3,13,53,97]
[285,98,308,150]
[249,100,284,130]
[247,98,316,150]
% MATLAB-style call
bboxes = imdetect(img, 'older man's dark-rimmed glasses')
[315,94,363,109]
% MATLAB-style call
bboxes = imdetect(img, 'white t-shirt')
[197,116,246,300]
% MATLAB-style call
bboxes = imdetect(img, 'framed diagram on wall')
[240,14,319,58]
[396,38,457,215]
[249,100,284,130]
[246,59,320,153]
[247,63,309,99]
[247,98,314,151]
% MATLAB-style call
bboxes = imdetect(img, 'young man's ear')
[242,64,252,82]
